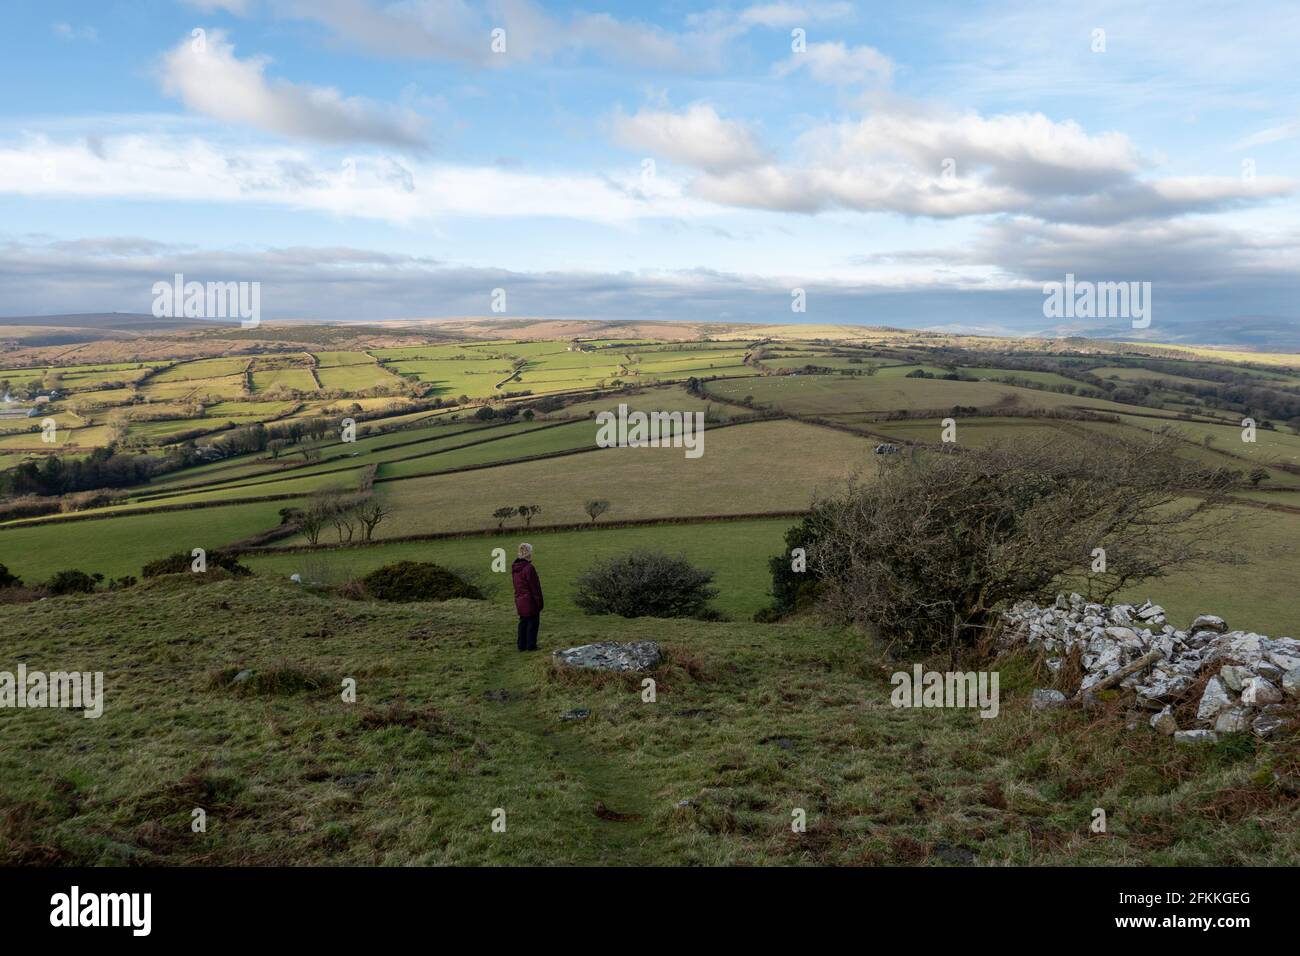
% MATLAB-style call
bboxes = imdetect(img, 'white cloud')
[776,41,893,87]
[642,106,1294,222]
[613,103,766,172]
[159,30,428,147]
[0,132,708,225]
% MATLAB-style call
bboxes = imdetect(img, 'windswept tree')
[797,431,1237,655]
[584,499,611,524]
[517,504,542,527]
[493,506,517,529]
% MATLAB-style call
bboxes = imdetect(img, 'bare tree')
[355,497,393,541]
[328,494,362,544]
[584,499,611,523]
[298,493,334,546]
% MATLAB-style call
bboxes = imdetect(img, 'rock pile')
[1002,594,1298,743]
[552,641,662,672]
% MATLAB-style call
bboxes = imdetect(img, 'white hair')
[517,542,533,559]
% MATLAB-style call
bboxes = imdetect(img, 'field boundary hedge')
[230,509,810,555]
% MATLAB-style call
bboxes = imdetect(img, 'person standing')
[512,542,543,652]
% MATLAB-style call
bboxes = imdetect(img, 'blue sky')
[1,0,1297,341]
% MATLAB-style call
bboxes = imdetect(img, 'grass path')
[479,642,655,865]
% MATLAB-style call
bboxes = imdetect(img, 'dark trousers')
[517,615,540,651]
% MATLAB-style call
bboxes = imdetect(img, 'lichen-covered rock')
[1214,707,1251,733]
[552,641,662,672]
[1031,688,1067,709]
[1190,614,1228,633]
[1219,664,1250,692]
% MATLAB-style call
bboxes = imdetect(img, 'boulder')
[552,641,662,672]
[1190,614,1228,633]
[1031,688,1067,709]
[1283,666,1300,699]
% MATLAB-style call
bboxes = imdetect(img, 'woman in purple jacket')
[511,542,543,652]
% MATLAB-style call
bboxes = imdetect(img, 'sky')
[0,0,1297,341]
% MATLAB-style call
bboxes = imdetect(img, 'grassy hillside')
[2,576,1295,866]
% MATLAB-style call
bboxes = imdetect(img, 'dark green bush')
[361,561,483,602]
[46,569,97,595]
[573,550,718,619]
[141,550,251,578]
[0,562,21,588]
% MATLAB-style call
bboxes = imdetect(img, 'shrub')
[46,569,97,595]
[0,562,21,589]
[804,431,1236,653]
[764,512,830,618]
[361,561,483,602]
[573,550,718,619]
[141,550,252,578]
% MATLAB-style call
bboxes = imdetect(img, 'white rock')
[1196,677,1237,723]
[1283,666,1300,698]
[1241,676,1283,707]
[1190,614,1227,633]
[1174,729,1218,745]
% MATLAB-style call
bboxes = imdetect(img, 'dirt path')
[479,646,655,866]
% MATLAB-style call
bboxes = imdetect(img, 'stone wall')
[1002,594,1298,742]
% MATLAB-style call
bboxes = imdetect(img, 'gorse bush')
[45,569,97,595]
[574,550,719,619]
[141,550,252,578]
[800,431,1235,653]
[360,561,483,602]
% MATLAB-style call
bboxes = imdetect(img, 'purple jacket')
[512,558,543,616]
